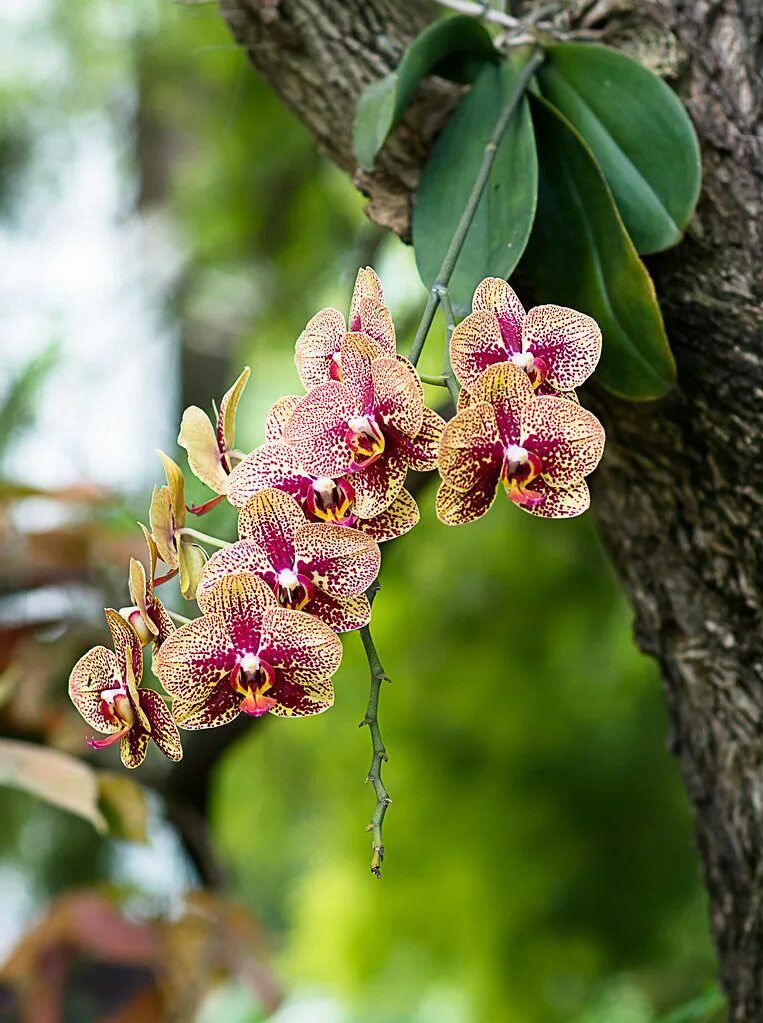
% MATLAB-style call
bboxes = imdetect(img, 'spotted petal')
[471,362,534,445]
[340,333,380,407]
[396,405,445,471]
[308,591,371,633]
[356,297,395,353]
[522,305,601,390]
[139,688,183,762]
[356,489,419,542]
[351,450,408,518]
[178,405,228,493]
[154,612,236,706]
[69,646,122,733]
[225,443,308,509]
[267,671,335,717]
[348,266,384,330]
[450,311,509,393]
[149,485,177,569]
[238,488,304,568]
[521,396,605,487]
[172,687,241,731]
[284,381,358,477]
[295,307,346,389]
[196,571,276,650]
[371,356,423,438]
[435,477,498,525]
[295,522,380,598]
[105,608,143,689]
[516,477,591,519]
[198,540,274,604]
[265,395,303,443]
[472,277,525,352]
[259,606,342,679]
[120,727,150,769]
[438,401,502,493]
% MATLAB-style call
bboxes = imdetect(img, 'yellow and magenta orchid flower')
[148,451,207,597]
[69,609,182,768]
[437,362,605,523]
[294,267,396,388]
[226,398,420,542]
[451,278,602,396]
[199,487,380,633]
[154,572,342,727]
[120,524,175,648]
[178,367,250,508]
[284,334,445,518]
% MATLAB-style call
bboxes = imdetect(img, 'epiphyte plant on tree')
[68,5,700,877]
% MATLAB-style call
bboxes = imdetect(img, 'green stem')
[177,527,230,550]
[408,47,544,367]
[358,582,391,878]
[420,373,448,387]
[436,285,461,406]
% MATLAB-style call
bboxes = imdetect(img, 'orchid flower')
[199,488,380,633]
[450,278,601,396]
[437,362,605,523]
[154,572,342,726]
[225,399,420,542]
[178,367,250,498]
[120,524,175,648]
[148,452,207,598]
[284,334,445,518]
[295,267,396,388]
[69,609,182,768]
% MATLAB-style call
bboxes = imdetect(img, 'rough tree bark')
[219,1,762,1017]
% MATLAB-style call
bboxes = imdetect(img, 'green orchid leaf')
[537,43,701,254]
[413,59,538,320]
[523,95,676,400]
[353,15,498,171]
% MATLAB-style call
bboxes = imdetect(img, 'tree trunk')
[219,0,763,1016]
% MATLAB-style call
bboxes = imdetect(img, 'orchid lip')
[344,414,385,470]
[233,654,278,717]
[274,568,315,611]
[306,475,355,524]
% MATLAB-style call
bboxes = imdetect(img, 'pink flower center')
[274,567,316,611]
[306,475,355,525]
[87,687,136,749]
[500,444,545,508]
[344,414,385,470]
[233,654,277,717]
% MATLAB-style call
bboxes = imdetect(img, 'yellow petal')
[219,366,250,454]
[178,541,208,601]
[157,451,186,530]
[149,484,177,569]
[178,405,228,494]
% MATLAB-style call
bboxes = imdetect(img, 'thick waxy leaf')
[413,60,537,319]
[537,43,701,254]
[0,739,106,832]
[354,15,497,171]
[523,97,676,400]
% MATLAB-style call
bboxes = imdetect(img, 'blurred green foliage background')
[0,1,721,1021]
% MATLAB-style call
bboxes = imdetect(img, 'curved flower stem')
[358,582,391,878]
[177,527,230,550]
[435,285,461,406]
[408,46,544,367]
